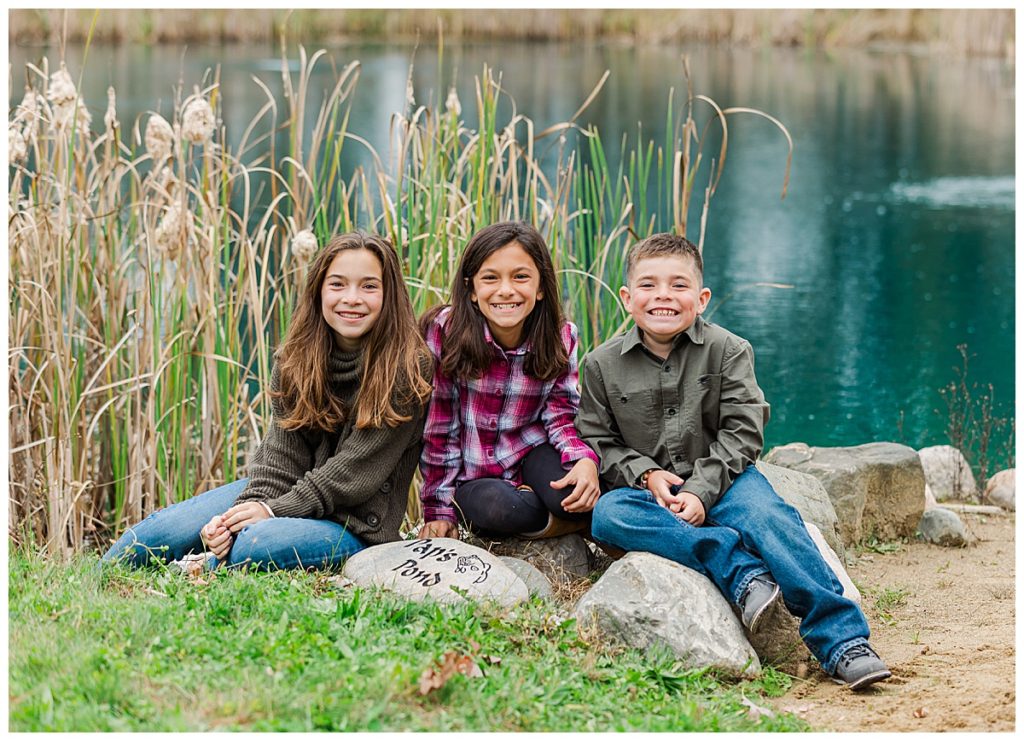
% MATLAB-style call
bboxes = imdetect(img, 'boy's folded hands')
[550,457,601,512]
[646,470,706,526]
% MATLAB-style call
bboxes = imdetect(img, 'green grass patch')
[9,550,808,732]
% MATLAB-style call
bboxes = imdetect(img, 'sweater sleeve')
[233,363,318,506]
[541,322,599,469]
[237,363,427,520]
[418,315,462,524]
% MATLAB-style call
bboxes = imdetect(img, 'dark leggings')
[453,444,591,536]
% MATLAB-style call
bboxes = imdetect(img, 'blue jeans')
[100,479,366,571]
[591,466,870,675]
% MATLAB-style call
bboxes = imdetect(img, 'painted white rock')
[342,537,529,607]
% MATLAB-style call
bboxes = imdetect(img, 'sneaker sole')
[832,669,893,691]
[746,582,782,634]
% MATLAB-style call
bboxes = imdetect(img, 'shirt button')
[490,418,497,428]
[496,388,504,396]
[487,448,495,458]
[380,481,392,492]
[664,365,671,372]
[674,454,682,462]
[667,408,677,416]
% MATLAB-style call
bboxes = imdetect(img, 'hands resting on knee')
[201,502,272,560]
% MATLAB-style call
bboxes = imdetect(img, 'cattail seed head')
[181,97,215,144]
[290,229,319,262]
[145,113,175,162]
[104,87,118,133]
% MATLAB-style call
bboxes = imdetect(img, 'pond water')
[10,39,1015,467]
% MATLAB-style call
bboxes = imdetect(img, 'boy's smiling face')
[620,254,711,353]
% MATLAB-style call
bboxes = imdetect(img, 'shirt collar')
[482,320,531,356]
[620,315,706,355]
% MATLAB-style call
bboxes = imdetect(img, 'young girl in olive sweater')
[102,233,432,571]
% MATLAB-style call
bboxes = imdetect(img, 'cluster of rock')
[340,442,1014,678]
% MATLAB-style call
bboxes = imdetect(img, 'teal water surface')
[10,39,1015,470]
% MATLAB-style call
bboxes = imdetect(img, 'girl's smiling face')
[320,248,384,351]
[470,240,543,349]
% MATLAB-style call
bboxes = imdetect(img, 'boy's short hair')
[626,233,703,284]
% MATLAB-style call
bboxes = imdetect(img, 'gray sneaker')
[832,644,892,690]
[738,574,781,633]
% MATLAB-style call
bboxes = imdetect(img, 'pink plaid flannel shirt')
[419,307,599,524]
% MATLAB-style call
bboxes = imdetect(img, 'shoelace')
[839,644,875,666]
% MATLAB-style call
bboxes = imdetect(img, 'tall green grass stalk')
[8,41,791,555]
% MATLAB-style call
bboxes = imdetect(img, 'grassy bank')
[8,550,807,731]
[9,9,1015,57]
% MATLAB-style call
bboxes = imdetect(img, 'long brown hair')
[274,232,432,431]
[426,221,568,382]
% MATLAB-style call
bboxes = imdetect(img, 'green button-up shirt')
[576,315,770,513]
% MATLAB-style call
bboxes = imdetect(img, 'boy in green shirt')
[578,233,890,690]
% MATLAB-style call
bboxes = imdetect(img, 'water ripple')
[889,176,1015,209]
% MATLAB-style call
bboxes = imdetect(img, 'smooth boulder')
[756,460,845,561]
[573,552,760,678]
[918,445,978,501]
[342,537,529,607]
[764,442,925,546]
[918,508,969,547]
[984,469,1015,511]
[499,556,554,599]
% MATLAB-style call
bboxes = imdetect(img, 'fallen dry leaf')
[418,651,484,695]
[740,695,775,720]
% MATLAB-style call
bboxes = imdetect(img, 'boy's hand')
[551,458,601,512]
[221,501,272,533]
[417,520,460,540]
[675,491,706,526]
[645,469,685,510]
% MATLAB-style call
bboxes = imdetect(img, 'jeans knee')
[591,489,635,539]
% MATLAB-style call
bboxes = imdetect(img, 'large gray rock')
[984,469,1015,511]
[498,556,554,599]
[918,508,969,547]
[764,442,925,546]
[918,445,979,501]
[573,552,760,678]
[756,460,844,561]
[342,537,529,607]
[465,533,592,586]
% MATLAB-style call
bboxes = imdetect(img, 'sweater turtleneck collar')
[327,344,362,387]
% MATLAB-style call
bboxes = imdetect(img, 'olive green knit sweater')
[233,345,429,545]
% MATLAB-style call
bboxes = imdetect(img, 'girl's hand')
[417,520,460,540]
[551,458,601,512]
[201,515,233,560]
[221,501,272,534]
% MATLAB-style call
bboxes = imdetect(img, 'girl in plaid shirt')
[418,222,600,540]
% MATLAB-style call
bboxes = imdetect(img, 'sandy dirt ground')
[767,510,1016,732]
